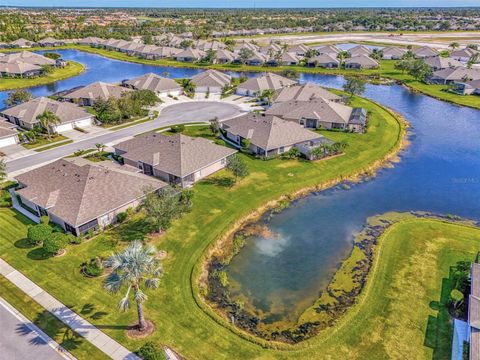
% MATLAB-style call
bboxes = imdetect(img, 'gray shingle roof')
[191,69,232,88]
[424,56,464,69]
[432,67,480,81]
[0,61,41,75]
[238,73,297,92]
[345,55,379,67]
[15,159,166,226]
[413,46,439,58]
[63,82,131,101]
[0,51,56,66]
[222,113,323,150]
[273,83,341,102]
[1,97,93,125]
[115,133,237,178]
[124,73,182,93]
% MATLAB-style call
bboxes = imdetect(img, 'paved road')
[0,298,67,360]
[6,101,244,174]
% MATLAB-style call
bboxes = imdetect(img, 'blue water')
[1,49,479,322]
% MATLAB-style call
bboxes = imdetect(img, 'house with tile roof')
[190,69,232,94]
[61,81,131,106]
[123,73,182,97]
[236,73,297,96]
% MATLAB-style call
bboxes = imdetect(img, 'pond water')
[1,49,479,324]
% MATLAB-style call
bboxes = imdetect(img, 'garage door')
[0,136,18,148]
[55,123,74,133]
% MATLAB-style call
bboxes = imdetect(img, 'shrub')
[27,224,52,246]
[67,234,81,244]
[42,232,67,255]
[84,257,104,277]
[137,342,165,360]
[116,212,128,223]
[170,124,185,133]
[40,215,50,225]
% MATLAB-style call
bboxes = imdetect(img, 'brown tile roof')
[15,159,166,227]
[124,73,182,93]
[222,113,323,151]
[238,73,297,92]
[63,81,131,101]
[1,97,93,125]
[191,69,232,88]
[273,83,341,102]
[115,133,237,178]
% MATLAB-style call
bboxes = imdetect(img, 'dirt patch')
[126,320,155,339]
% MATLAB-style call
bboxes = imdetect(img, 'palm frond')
[103,272,123,293]
[145,277,160,289]
[134,288,148,303]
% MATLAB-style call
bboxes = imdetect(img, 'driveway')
[6,101,244,175]
[0,298,68,360]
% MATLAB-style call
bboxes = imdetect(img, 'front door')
[306,119,317,128]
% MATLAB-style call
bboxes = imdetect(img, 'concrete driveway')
[157,101,243,124]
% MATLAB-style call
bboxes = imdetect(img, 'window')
[279,147,285,153]
[221,158,226,165]
[78,218,99,234]
[299,119,305,125]
[64,222,77,235]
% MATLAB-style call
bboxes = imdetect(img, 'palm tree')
[259,89,275,105]
[104,241,162,332]
[449,42,460,51]
[36,110,60,141]
[180,79,196,97]
[95,143,105,153]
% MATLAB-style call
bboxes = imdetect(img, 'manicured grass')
[0,96,407,359]
[70,45,480,110]
[0,61,85,91]
[0,276,108,360]
[22,134,69,150]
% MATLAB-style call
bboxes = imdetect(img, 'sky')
[2,0,480,8]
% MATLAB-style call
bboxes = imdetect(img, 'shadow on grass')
[14,238,35,249]
[110,216,155,242]
[80,303,109,321]
[202,177,236,188]
[27,248,51,260]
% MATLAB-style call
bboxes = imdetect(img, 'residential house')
[451,80,480,95]
[467,262,480,360]
[382,46,407,60]
[413,46,439,59]
[10,38,33,48]
[123,73,182,97]
[430,67,480,85]
[289,44,310,57]
[307,54,340,68]
[222,113,332,158]
[37,37,66,47]
[316,45,341,56]
[348,45,372,57]
[266,97,367,133]
[0,51,56,66]
[13,159,166,236]
[114,133,237,187]
[273,83,342,103]
[0,97,95,132]
[215,49,236,64]
[345,55,379,69]
[243,51,268,66]
[0,62,42,78]
[236,73,297,96]
[173,48,206,62]
[61,81,131,106]
[450,48,480,63]
[233,41,259,53]
[190,69,232,94]
[278,52,301,66]
[424,56,465,71]
[0,121,19,148]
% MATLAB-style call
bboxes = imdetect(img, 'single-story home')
[123,73,182,97]
[266,97,367,133]
[0,97,95,132]
[173,48,206,62]
[222,113,332,158]
[37,37,66,47]
[13,159,167,236]
[345,55,379,69]
[216,49,236,64]
[450,48,480,63]
[273,83,342,103]
[348,45,372,57]
[243,51,268,66]
[451,80,480,95]
[114,133,237,188]
[306,53,340,68]
[424,56,465,71]
[61,81,131,106]
[9,38,33,48]
[236,73,297,96]
[0,61,42,78]
[233,41,259,53]
[0,121,19,148]
[316,45,341,56]
[382,46,407,60]
[190,69,232,94]
[0,51,56,66]
[413,46,439,59]
[278,52,301,66]
[288,44,310,57]
[430,67,480,85]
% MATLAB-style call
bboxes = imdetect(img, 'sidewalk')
[0,259,138,360]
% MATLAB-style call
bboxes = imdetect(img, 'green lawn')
[0,61,85,91]
[0,96,410,359]
[22,134,70,150]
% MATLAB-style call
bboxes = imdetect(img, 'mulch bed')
[126,320,155,339]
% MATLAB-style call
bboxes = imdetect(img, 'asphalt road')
[0,299,66,360]
[6,101,243,174]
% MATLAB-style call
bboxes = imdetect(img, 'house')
[450,48,480,63]
[345,55,379,69]
[278,52,301,66]
[259,43,283,55]
[424,56,465,71]
[382,46,407,60]
[123,73,182,97]
[467,262,480,360]
[150,46,182,59]
[273,83,342,103]
[0,121,19,148]
[316,45,341,56]
[215,49,236,64]
[430,67,480,85]
[236,73,297,96]
[37,37,66,47]
[289,44,310,57]
[222,113,332,159]
[0,97,95,132]
[10,38,33,48]
[13,159,166,236]
[0,62,42,78]
[77,37,103,46]
[243,51,268,66]
[307,54,340,68]
[266,98,367,133]
[348,45,372,57]
[233,41,259,53]
[413,46,439,59]
[173,48,206,62]
[114,133,237,187]
[61,81,131,106]
[451,80,480,95]
[190,69,232,94]
[0,51,56,66]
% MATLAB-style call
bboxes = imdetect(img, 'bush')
[84,257,104,277]
[116,212,128,223]
[27,224,52,246]
[67,234,81,244]
[40,215,50,225]
[137,342,165,360]
[42,232,67,255]
[170,124,185,133]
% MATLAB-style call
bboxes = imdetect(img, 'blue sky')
[3,0,480,8]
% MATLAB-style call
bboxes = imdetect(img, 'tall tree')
[104,241,162,332]
[5,89,32,107]
[408,59,433,82]
[449,42,459,51]
[227,155,249,179]
[238,48,254,64]
[343,77,366,98]
[36,110,60,141]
